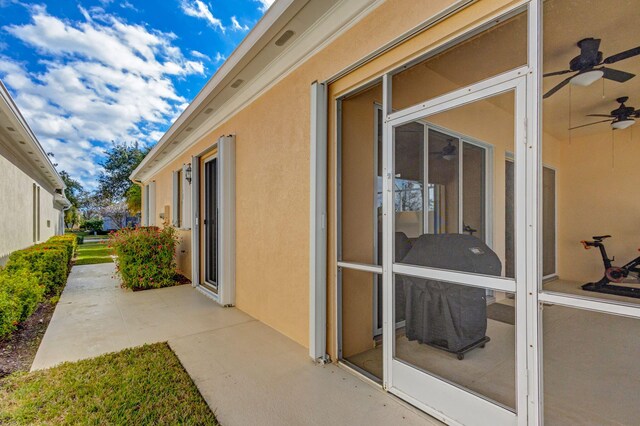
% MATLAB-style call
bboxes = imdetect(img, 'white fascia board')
[0,81,65,191]
[132,0,381,183]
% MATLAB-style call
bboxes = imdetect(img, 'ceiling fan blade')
[586,114,614,118]
[569,119,612,130]
[603,46,640,64]
[633,111,640,118]
[543,76,573,99]
[543,69,573,77]
[601,67,635,83]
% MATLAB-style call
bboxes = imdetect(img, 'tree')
[96,142,148,202]
[77,190,102,221]
[59,171,84,228]
[59,171,83,207]
[126,184,142,216]
[99,202,129,230]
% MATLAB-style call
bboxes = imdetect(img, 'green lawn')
[0,343,218,425]
[74,242,114,265]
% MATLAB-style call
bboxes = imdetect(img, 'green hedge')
[0,235,73,339]
[6,247,68,293]
[110,226,178,290]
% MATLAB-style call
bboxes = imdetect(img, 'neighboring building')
[0,81,70,264]
[131,1,640,424]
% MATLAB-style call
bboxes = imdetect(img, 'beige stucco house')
[0,81,70,265]
[131,0,640,424]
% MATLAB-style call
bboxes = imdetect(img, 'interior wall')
[555,128,640,283]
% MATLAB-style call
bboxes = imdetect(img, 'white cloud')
[255,0,275,12]
[0,5,205,189]
[190,49,209,60]
[180,0,224,32]
[120,1,138,12]
[213,52,226,62]
[230,16,249,32]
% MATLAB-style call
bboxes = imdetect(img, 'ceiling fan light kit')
[612,119,635,130]
[570,69,604,86]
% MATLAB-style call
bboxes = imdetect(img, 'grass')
[74,242,114,265]
[0,343,218,425]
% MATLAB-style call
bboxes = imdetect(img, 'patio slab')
[32,263,442,426]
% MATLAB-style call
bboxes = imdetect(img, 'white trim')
[190,155,200,287]
[538,291,640,319]
[387,66,530,124]
[381,72,393,390]
[392,263,516,293]
[391,361,516,425]
[148,181,156,226]
[309,82,328,361]
[172,170,180,227]
[181,163,192,230]
[337,261,383,275]
[141,184,149,226]
[527,2,542,424]
[217,135,236,306]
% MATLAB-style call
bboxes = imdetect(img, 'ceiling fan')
[543,38,640,99]
[429,139,457,161]
[570,96,639,130]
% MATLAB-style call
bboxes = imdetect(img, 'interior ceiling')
[542,0,640,140]
[414,0,639,141]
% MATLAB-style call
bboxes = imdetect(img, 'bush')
[109,226,178,290]
[6,246,68,293]
[1,269,44,322]
[0,286,20,338]
[0,236,71,339]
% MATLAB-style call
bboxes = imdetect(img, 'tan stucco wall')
[555,128,640,283]
[144,0,525,350]
[0,147,62,263]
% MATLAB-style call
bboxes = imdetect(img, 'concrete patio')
[33,263,441,426]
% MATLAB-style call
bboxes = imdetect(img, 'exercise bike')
[581,235,640,298]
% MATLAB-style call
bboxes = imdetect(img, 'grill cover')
[400,234,501,352]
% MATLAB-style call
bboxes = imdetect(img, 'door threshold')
[195,284,220,303]
[338,359,382,386]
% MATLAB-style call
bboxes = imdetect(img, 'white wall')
[0,149,64,264]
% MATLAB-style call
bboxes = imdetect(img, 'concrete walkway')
[33,263,442,426]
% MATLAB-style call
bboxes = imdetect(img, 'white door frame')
[192,135,236,307]
[382,71,528,426]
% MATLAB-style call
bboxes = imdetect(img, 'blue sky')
[0,0,273,189]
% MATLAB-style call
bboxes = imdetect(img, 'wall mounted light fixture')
[185,163,192,184]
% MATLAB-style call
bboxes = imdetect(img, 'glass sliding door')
[383,77,527,425]
[204,156,218,291]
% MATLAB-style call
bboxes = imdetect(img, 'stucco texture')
[0,148,62,262]
[144,0,524,350]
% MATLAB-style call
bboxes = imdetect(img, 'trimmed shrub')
[47,235,78,264]
[0,269,44,322]
[0,235,72,339]
[0,286,20,338]
[109,226,178,290]
[6,246,68,293]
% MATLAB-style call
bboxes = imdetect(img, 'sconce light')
[185,163,192,184]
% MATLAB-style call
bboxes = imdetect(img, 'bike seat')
[592,235,611,241]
